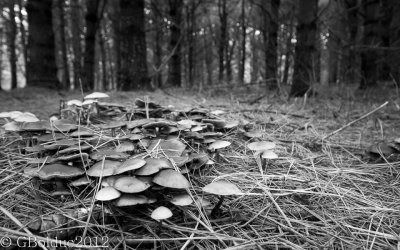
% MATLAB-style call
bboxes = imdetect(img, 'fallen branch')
[321,101,389,141]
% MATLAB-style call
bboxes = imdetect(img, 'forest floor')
[1,83,400,249]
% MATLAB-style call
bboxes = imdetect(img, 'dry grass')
[1,84,400,249]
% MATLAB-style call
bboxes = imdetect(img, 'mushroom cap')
[84,92,110,99]
[3,121,20,131]
[9,111,23,119]
[114,176,150,193]
[115,142,135,153]
[202,181,241,196]
[114,194,149,207]
[14,113,40,123]
[115,158,146,175]
[153,169,190,189]
[224,121,239,129]
[208,140,231,151]
[87,160,121,177]
[66,99,83,107]
[247,141,276,151]
[24,164,84,180]
[135,158,173,176]
[148,139,186,157]
[170,193,193,206]
[96,187,121,201]
[82,99,97,106]
[202,119,226,128]
[20,121,49,131]
[151,206,173,221]
[261,150,278,159]
[69,176,92,187]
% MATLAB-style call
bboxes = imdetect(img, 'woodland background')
[0,0,399,97]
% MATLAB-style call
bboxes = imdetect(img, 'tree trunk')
[152,0,163,88]
[187,1,196,86]
[118,0,150,90]
[388,0,400,84]
[70,0,82,90]
[7,0,18,89]
[218,0,227,82]
[289,0,318,97]
[18,0,27,79]
[26,0,59,89]
[167,0,183,87]
[57,0,70,90]
[263,0,280,89]
[83,0,100,91]
[282,14,294,85]
[98,27,107,91]
[359,0,380,89]
[238,0,246,83]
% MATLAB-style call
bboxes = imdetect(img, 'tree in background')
[26,0,59,89]
[6,0,17,89]
[118,0,150,90]
[359,0,380,89]
[82,0,100,91]
[290,0,318,97]
[167,0,183,87]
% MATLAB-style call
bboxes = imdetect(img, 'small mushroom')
[151,206,172,225]
[202,181,241,218]
[96,186,121,201]
[113,176,150,193]
[114,194,149,207]
[169,193,193,206]
[247,141,276,168]
[153,169,190,189]
[207,140,231,161]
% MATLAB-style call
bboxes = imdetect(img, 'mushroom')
[24,163,84,196]
[135,158,173,176]
[151,206,173,230]
[247,141,276,168]
[96,186,121,201]
[114,194,149,207]
[83,92,110,122]
[113,176,151,193]
[152,169,190,189]
[169,193,193,206]
[207,140,231,161]
[202,180,241,218]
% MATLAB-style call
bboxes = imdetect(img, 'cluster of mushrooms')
[0,92,279,239]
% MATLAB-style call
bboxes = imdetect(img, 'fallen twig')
[321,101,389,141]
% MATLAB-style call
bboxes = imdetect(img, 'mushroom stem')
[210,196,224,218]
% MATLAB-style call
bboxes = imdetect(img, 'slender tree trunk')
[109,0,119,90]
[99,27,107,91]
[152,0,163,87]
[83,0,100,91]
[289,0,318,97]
[263,0,280,89]
[18,0,27,78]
[218,0,227,82]
[57,0,70,90]
[388,0,400,84]
[26,0,59,88]
[0,26,4,90]
[7,0,18,89]
[167,0,183,87]
[282,16,294,85]
[119,0,150,90]
[187,1,196,86]
[359,0,380,89]
[70,0,82,89]
[238,0,246,83]
[226,39,235,82]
